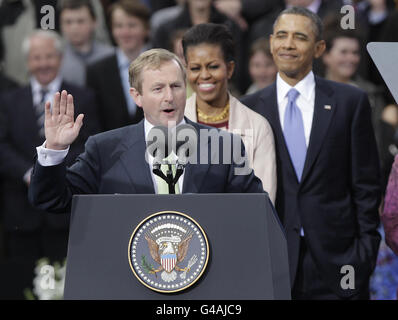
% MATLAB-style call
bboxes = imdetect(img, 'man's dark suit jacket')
[241,76,381,298]
[28,119,265,214]
[0,82,101,231]
[86,54,144,131]
[0,72,18,92]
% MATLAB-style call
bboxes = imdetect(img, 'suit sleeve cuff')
[36,141,69,166]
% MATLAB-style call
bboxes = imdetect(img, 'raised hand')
[44,90,84,150]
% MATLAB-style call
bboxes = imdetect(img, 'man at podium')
[28,48,266,213]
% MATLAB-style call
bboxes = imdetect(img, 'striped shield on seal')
[161,253,177,273]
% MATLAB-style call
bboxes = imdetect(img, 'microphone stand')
[153,160,185,194]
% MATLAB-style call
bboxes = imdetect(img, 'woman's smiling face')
[186,43,234,107]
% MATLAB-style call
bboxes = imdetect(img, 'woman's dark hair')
[182,23,235,63]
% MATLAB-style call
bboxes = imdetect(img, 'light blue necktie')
[283,88,307,181]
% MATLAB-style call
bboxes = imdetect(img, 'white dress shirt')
[31,75,62,110]
[276,71,316,237]
[276,71,315,147]
[36,119,186,194]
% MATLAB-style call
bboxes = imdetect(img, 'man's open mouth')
[163,109,175,113]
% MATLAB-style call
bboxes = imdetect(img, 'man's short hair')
[273,6,324,41]
[129,48,186,93]
[22,30,64,57]
[108,0,150,30]
[59,0,96,20]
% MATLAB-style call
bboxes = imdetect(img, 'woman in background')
[321,22,391,190]
[182,23,277,203]
[245,37,277,95]
[383,155,398,256]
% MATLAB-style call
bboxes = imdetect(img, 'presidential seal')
[128,211,209,293]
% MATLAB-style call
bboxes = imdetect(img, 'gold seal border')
[128,210,210,294]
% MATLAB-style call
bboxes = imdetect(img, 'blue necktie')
[283,88,307,181]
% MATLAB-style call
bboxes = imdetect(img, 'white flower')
[31,258,66,300]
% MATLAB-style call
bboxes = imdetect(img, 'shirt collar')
[276,70,315,103]
[116,48,131,69]
[30,75,62,94]
[116,45,151,69]
[144,117,186,142]
[67,40,95,59]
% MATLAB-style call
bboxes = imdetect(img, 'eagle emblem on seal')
[128,212,208,293]
[145,232,195,282]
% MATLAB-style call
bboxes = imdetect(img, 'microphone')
[146,126,178,193]
[146,124,197,194]
[169,124,197,193]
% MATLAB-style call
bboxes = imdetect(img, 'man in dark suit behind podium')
[28,48,264,217]
[241,7,381,299]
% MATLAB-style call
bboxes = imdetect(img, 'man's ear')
[130,87,142,108]
[314,39,326,59]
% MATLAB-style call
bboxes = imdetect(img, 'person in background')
[246,37,277,95]
[249,0,344,43]
[0,30,100,261]
[150,0,186,36]
[28,48,265,214]
[0,0,111,85]
[382,155,398,256]
[152,0,245,93]
[0,10,19,262]
[86,0,150,131]
[169,27,195,99]
[241,7,381,299]
[182,23,277,203]
[0,0,21,91]
[321,18,388,190]
[59,0,114,87]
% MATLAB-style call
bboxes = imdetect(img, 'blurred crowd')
[0,0,398,299]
